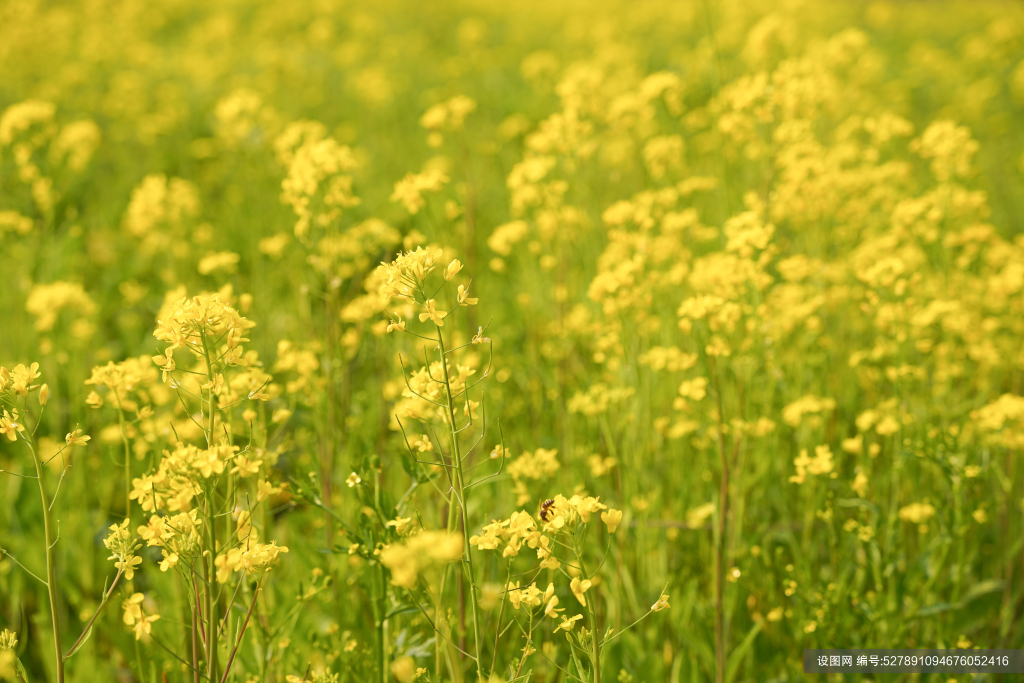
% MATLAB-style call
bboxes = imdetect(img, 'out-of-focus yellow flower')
[379,531,463,588]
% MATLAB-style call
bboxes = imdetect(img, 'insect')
[538,498,556,522]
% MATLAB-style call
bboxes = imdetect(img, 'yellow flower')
[652,594,671,612]
[39,383,49,406]
[133,613,160,640]
[231,454,263,477]
[0,409,23,441]
[554,614,583,633]
[601,508,623,533]
[570,577,592,606]
[0,628,18,650]
[386,516,415,535]
[387,317,406,333]
[543,593,563,619]
[117,555,143,581]
[257,478,283,502]
[444,259,463,280]
[85,390,103,408]
[0,650,13,680]
[346,472,361,487]
[418,299,446,326]
[122,593,145,625]
[65,427,91,446]
[898,502,935,524]
[391,656,416,683]
[159,551,179,572]
[379,531,463,588]
[457,284,478,306]
[506,582,523,609]
[678,377,708,401]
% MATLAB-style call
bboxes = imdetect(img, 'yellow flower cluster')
[419,95,476,147]
[214,540,289,583]
[470,494,621,570]
[1,99,98,214]
[137,510,202,572]
[379,531,463,588]
[122,593,160,641]
[390,167,449,215]
[25,281,96,334]
[376,246,446,300]
[153,292,255,376]
[104,519,143,580]
[789,445,836,484]
[122,174,201,256]
[280,135,359,240]
[506,448,560,505]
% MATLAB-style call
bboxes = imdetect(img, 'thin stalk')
[574,544,600,683]
[26,436,65,683]
[63,568,123,660]
[134,638,145,682]
[377,560,388,683]
[709,357,728,683]
[192,594,201,683]
[436,325,484,682]
[489,564,512,679]
[220,584,261,683]
[587,589,600,683]
[200,332,221,680]
[204,503,218,680]
[113,394,132,520]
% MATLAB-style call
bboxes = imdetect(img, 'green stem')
[436,325,484,682]
[574,544,600,683]
[200,331,220,681]
[709,357,728,683]
[378,560,388,683]
[27,437,65,683]
[589,603,600,681]
[64,568,122,660]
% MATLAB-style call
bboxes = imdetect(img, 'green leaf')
[915,602,954,617]
[385,604,419,620]
[835,498,880,515]
[63,624,93,660]
[914,579,1004,618]
[16,656,31,683]
[725,621,763,683]
[961,579,1003,603]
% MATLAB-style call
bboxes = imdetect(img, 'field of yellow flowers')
[2,0,1024,681]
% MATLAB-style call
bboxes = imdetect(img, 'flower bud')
[444,259,463,281]
[39,383,49,406]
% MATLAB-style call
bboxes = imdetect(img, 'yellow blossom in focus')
[602,509,623,533]
[570,577,592,606]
